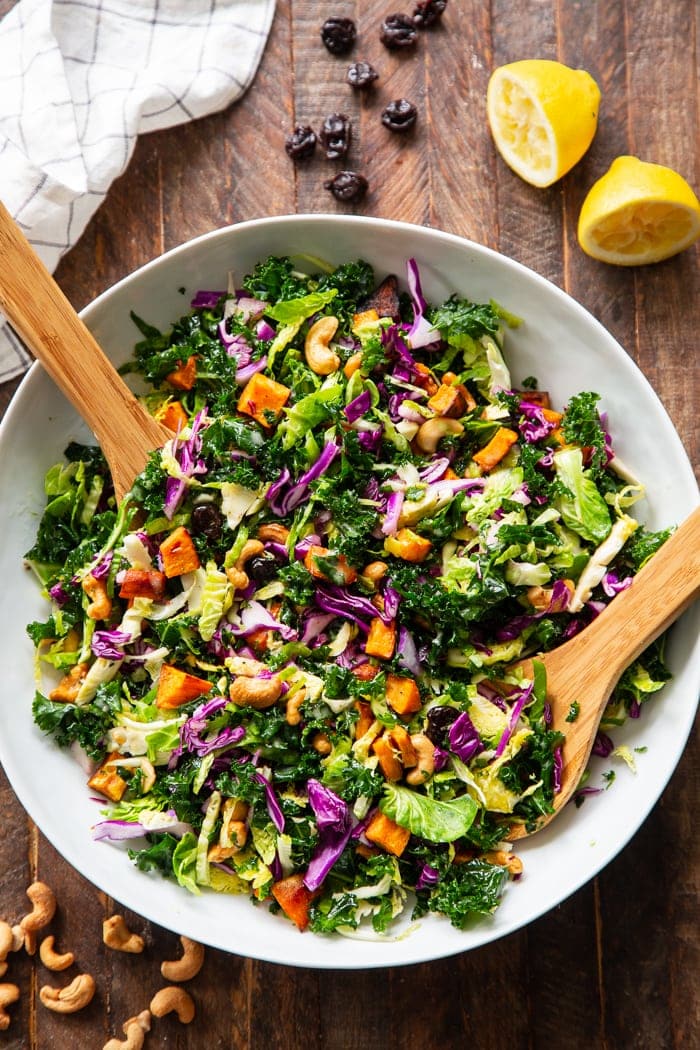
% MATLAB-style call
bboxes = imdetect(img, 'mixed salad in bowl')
[26,254,670,936]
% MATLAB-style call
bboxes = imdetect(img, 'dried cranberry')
[425,705,459,747]
[320,112,352,159]
[191,504,223,542]
[413,0,447,27]
[246,555,278,585]
[380,13,418,49]
[347,61,379,89]
[381,98,418,132]
[320,16,357,55]
[324,171,369,202]
[284,125,317,161]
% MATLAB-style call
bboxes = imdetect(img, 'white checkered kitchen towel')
[0,0,276,381]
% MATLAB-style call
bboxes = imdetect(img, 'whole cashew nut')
[0,921,13,977]
[257,523,290,543]
[226,539,265,592]
[39,935,75,972]
[405,733,435,785]
[103,1009,151,1050]
[229,674,282,710]
[39,973,96,1013]
[415,416,464,454]
[103,915,145,954]
[304,316,340,375]
[160,936,205,983]
[150,986,195,1024]
[0,983,20,1030]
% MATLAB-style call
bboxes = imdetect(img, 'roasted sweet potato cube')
[516,389,551,409]
[166,356,197,391]
[365,617,396,660]
[351,662,380,682]
[541,408,563,424]
[427,384,467,419]
[237,373,291,428]
[118,569,168,601]
[365,811,411,857]
[388,724,418,767]
[412,362,439,396]
[271,873,318,931]
[386,674,422,718]
[159,526,200,578]
[303,545,357,584]
[351,308,379,332]
[156,664,213,709]
[371,734,403,781]
[472,427,518,472]
[384,528,432,563]
[354,700,375,739]
[343,351,364,379]
[88,754,127,802]
[49,662,89,703]
[160,400,189,432]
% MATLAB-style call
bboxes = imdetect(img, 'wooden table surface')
[0,1,697,1047]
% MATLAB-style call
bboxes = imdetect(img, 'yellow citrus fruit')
[487,59,600,188]
[577,156,700,265]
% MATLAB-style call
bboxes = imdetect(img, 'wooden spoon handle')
[558,506,700,685]
[0,199,167,499]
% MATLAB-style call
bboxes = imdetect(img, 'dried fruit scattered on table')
[324,171,369,202]
[347,60,379,89]
[320,113,352,159]
[381,98,418,132]
[381,12,418,49]
[285,125,317,161]
[413,0,447,27]
[320,16,357,55]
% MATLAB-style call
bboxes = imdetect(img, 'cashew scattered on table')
[405,733,435,785]
[39,935,75,972]
[103,1009,151,1050]
[150,986,195,1024]
[18,881,57,954]
[415,416,464,454]
[103,915,145,954]
[229,674,282,710]
[39,973,96,1013]
[304,315,340,375]
[0,983,20,1030]
[160,936,205,983]
[0,921,13,977]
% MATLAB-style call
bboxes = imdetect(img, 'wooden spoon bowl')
[510,504,700,839]
[0,200,169,501]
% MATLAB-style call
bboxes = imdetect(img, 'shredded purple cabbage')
[303,780,353,892]
[91,628,131,660]
[448,711,483,762]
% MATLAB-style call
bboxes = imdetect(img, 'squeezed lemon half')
[487,59,600,188]
[578,156,700,265]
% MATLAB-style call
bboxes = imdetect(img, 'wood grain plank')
[491,1,564,286]
[426,6,497,246]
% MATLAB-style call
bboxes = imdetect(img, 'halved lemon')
[487,59,600,188]
[578,156,700,265]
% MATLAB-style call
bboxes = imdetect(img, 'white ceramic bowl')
[0,215,697,969]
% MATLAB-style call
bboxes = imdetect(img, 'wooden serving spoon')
[0,200,169,501]
[509,504,700,839]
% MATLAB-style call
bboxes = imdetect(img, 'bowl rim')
[0,213,698,969]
